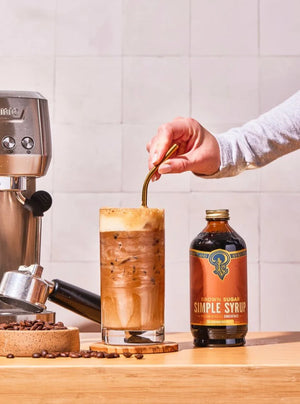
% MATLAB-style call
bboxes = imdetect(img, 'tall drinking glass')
[100,207,165,345]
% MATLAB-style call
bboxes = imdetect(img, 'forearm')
[204,91,300,178]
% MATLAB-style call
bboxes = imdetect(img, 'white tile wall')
[0,1,299,333]
[56,0,122,56]
[260,57,300,112]
[260,193,300,262]
[53,123,122,192]
[191,0,258,55]
[55,57,122,124]
[247,262,260,331]
[260,150,300,192]
[123,57,189,123]
[261,263,299,331]
[0,1,55,56]
[260,0,300,55]
[191,57,259,125]
[123,0,189,56]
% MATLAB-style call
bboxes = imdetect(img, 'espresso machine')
[0,91,100,324]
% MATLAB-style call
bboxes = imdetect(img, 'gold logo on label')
[209,249,231,280]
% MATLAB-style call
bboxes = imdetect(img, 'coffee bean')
[60,352,69,357]
[45,353,56,359]
[69,352,81,358]
[96,352,105,358]
[113,353,120,358]
[82,353,91,358]
[135,354,144,360]
[41,350,48,357]
[123,352,132,358]
[6,353,14,358]
[105,353,116,359]
[32,352,41,358]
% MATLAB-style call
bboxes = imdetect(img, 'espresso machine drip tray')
[0,308,55,324]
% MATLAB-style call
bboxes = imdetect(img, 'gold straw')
[141,144,179,207]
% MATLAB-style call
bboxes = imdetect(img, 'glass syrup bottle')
[190,209,248,347]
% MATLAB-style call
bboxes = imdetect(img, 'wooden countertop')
[0,332,299,403]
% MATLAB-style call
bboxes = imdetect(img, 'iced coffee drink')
[100,207,164,345]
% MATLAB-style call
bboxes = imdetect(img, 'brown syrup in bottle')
[190,209,248,347]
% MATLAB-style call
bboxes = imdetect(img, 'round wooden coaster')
[89,341,178,354]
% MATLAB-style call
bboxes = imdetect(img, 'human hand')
[146,117,221,181]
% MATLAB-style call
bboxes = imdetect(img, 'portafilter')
[0,264,101,323]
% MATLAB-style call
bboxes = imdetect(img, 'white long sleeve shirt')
[205,91,300,178]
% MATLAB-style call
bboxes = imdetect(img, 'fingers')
[158,155,190,174]
[149,123,174,166]
[147,117,202,180]
[148,118,197,164]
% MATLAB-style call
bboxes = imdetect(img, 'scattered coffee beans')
[4,347,145,360]
[0,320,67,331]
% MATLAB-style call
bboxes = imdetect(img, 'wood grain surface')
[0,327,80,357]
[0,332,299,404]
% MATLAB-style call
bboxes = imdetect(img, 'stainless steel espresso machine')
[0,91,100,324]
[0,91,53,322]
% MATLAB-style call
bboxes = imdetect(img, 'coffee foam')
[99,207,164,232]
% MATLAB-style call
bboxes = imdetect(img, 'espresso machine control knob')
[2,136,15,150]
[21,137,34,150]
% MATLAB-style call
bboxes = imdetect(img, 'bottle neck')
[203,219,232,233]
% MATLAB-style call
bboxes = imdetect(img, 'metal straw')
[141,143,179,207]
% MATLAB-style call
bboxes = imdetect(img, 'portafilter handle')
[48,279,101,324]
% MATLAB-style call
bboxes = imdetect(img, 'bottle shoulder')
[190,230,246,252]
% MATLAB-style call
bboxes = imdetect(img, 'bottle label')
[190,248,247,326]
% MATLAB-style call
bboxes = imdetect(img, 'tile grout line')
[188,0,192,195]
[121,0,125,192]
[257,0,262,332]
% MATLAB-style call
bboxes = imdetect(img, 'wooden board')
[89,340,178,354]
[0,327,80,357]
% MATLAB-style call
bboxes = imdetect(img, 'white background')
[1,0,299,333]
